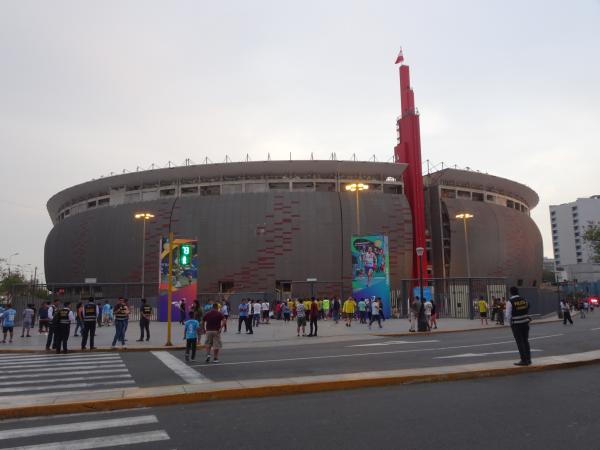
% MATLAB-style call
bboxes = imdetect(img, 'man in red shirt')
[308,297,319,337]
[202,303,225,363]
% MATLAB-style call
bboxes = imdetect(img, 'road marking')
[348,340,440,348]
[0,353,118,362]
[591,327,600,331]
[0,430,171,450]
[191,334,563,367]
[0,374,131,387]
[152,351,209,384]
[0,379,134,394]
[0,356,121,369]
[0,368,129,380]
[0,414,158,440]
[0,363,126,375]
[434,349,543,359]
[529,334,563,340]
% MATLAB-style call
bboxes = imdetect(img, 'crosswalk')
[0,410,170,449]
[0,352,135,396]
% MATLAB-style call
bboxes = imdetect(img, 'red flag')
[395,48,404,64]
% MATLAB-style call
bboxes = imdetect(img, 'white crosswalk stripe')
[0,412,171,449]
[0,353,135,396]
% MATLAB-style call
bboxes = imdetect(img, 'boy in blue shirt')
[1,304,17,344]
[183,311,200,362]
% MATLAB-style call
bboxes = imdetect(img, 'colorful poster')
[351,235,391,318]
[158,238,198,322]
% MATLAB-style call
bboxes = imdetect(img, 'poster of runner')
[158,238,198,322]
[351,235,391,318]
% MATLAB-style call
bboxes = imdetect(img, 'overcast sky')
[1,0,599,282]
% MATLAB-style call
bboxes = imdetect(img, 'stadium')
[44,57,543,310]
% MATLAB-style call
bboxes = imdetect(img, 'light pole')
[6,252,18,276]
[455,213,474,278]
[345,183,369,235]
[134,213,155,298]
[416,246,427,332]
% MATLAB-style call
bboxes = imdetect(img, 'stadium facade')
[44,55,543,299]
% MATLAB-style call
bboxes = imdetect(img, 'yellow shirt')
[478,300,488,313]
[343,300,356,313]
[303,300,311,311]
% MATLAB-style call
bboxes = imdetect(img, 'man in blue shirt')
[1,304,17,344]
[237,298,252,334]
[183,311,200,361]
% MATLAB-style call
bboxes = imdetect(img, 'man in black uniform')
[81,297,98,350]
[54,301,74,354]
[506,286,532,366]
[45,299,61,351]
[137,298,152,342]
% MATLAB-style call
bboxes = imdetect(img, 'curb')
[369,317,563,338]
[1,354,599,420]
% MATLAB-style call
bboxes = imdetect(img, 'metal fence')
[392,278,508,320]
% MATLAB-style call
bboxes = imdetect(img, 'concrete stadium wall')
[443,198,543,287]
[44,191,414,298]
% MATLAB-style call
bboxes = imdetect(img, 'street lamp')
[7,252,18,276]
[134,212,155,298]
[455,213,474,279]
[416,246,428,332]
[345,183,369,235]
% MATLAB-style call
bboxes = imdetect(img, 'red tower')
[393,50,428,280]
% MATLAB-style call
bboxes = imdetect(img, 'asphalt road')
[2,364,599,449]
[179,314,600,382]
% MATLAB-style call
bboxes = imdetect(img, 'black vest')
[58,308,71,325]
[114,304,128,321]
[83,303,97,321]
[509,296,530,324]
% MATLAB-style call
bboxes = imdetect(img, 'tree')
[583,222,600,263]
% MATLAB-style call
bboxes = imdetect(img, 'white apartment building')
[550,195,600,280]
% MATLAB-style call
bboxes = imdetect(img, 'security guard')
[45,299,61,351]
[54,301,74,354]
[505,286,532,366]
[81,297,99,350]
[137,298,152,342]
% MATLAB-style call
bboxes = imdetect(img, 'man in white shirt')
[253,301,262,328]
[261,301,270,324]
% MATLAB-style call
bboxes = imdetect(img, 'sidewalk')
[0,313,562,353]
[1,347,598,420]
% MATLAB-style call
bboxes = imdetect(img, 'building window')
[160,189,176,197]
[486,194,496,202]
[181,186,199,195]
[87,200,97,208]
[457,190,471,199]
[441,188,456,199]
[507,200,515,208]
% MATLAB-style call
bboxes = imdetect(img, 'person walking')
[38,302,49,334]
[322,297,330,320]
[81,297,99,350]
[308,298,319,337]
[203,303,225,363]
[561,299,573,325]
[332,297,341,324]
[261,300,270,324]
[111,298,129,349]
[73,302,84,337]
[423,299,433,331]
[183,311,200,362]
[282,302,291,323]
[296,300,307,337]
[1,304,17,343]
[343,297,357,327]
[220,302,229,332]
[45,299,60,350]
[252,300,262,328]
[409,297,421,332]
[102,300,112,326]
[137,298,152,342]
[238,298,251,334]
[368,298,383,330]
[478,296,489,326]
[179,300,186,325]
[358,298,367,324]
[21,304,35,338]
[53,302,74,354]
[506,286,532,366]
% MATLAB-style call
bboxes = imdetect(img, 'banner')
[351,235,391,318]
[158,238,198,322]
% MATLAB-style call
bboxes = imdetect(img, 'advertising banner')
[351,235,391,318]
[158,238,198,322]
